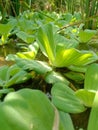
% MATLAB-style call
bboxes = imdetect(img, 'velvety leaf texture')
[0,89,55,130]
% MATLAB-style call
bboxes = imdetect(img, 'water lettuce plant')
[0,23,14,45]
[78,29,96,43]
[0,64,31,88]
[37,23,98,68]
[0,10,97,130]
[14,58,69,85]
[0,88,76,130]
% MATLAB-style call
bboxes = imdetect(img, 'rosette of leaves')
[0,64,31,88]
[37,23,98,68]
[0,88,75,130]
[75,63,98,130]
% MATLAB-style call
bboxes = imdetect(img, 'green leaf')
[84,63,98,90]
[79,29,96,43]
[75,89,95,107]
[7,42,39,60]
[37,23,98,67]
[0,88,14,97]
[54,34,78,49]
[0,23,14,35]
[29,42,39,54]
[54,48,98,67]
[75,63,98,108]
[16,42,39,59]
[0,89,55,130]
[5,71,30,87]
[17,18,35,33]
[51,82,86,113]
[64,71,84,82]
[45,71,69,85]
[0,23,14,45]
[37,23,56,63]
[87,91,98,130]
[59,111,75,130]
[17,51,35,59]
[16,59,52,74]
[16,31,34,43]
[0,66,9,81]
[68,65,87,73]
[0,65,31,88]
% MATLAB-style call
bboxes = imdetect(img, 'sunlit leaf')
[6,42,39,60]
[75,89,95,107]
[37,23,98,68]
[37,23,56,63]
[45,71,69,85]
[54,48,98,67]
[0,23,14,45]
[79,29,96,43]
[16,42,39,59]
[87,91,98,130]
[84,63,98,90]
[17,51,35,59]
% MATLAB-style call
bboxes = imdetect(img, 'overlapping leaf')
[37,23,98,67]
[78,29,96,43]
[87,91,98,130]
[54,48,97,67]
[0,65,31,88]
[37,23,56,63]
[76,63,98,107]
[0,89,56,130]
[51,82,86,113]
[75,89,95,107]
[6,42,39,60]
[64,71,84,83]
[16,59,52,74]
[0,23,14,45]
[16,31,34,44]
[45,71,69,85]
[59,111,75,130]
[84,63,98,90]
